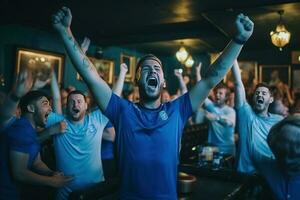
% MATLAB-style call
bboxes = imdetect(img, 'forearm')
[203,41,242,88]
[177,76,188,95]
[51,73,62,114]
[102,127,115,142]
[58,28,111,110]
[112,71,126,97]
[232,60,246,108]
[33,160,54,176]
[218,115,234,126]
[13,168,53,187]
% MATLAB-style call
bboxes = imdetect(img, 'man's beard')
[138,82,162,102]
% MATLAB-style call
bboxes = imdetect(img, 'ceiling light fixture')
[176,45,189,64]
[185,55,194,68]
[270,10,291,51]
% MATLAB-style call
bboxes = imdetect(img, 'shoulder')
[88,109,109,124]
[269,113,284,121]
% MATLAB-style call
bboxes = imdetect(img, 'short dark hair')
[254,83,273,96]
[67,90,86,103]
[267,115,300,173]
[19,90,48,114]
[135,54,163,83]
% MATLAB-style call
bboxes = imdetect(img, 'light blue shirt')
[205,100,236,155]
[236,103,283,174]
[47,110,108,200]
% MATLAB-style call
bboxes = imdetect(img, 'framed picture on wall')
[259,65,291,87]
[16,48,64,84]
[120,54,136,82]
[77,57,114,84]
[224,61,258,87]
[293,69,300,93]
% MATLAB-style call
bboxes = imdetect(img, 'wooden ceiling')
[1,0,300,56]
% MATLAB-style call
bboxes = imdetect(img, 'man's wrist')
[232,36,247,45]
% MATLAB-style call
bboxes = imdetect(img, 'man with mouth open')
[232,60,283,174]
[0,91,73,200]
[52,7,254,199]
[46,90,115,200]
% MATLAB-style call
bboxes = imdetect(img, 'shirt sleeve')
[173,92,193,123]
[90,109,109,127]
[104,93,130,126]
[8,127,36,154]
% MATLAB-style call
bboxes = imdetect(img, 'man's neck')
[140,98,161,109]
[68,116,85,124]
[22,114,36,129]
[256,109,269,117]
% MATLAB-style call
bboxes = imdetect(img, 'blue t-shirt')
[101,121,114,160]
[204,100,236,155]
[256,159,300,200]
[104,93,193,199]
[47,110,108,200]
[236,103,283,174]
[0,117,40,200]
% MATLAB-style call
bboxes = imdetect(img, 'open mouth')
[147,77,158,87]
[257,99,264,104]
[72,109,80,114]
[45,113,49,121]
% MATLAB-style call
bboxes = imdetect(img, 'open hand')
[120,63,128,74]
[50,173,74,188]
[81,37,91,54]
[13,69,33,98]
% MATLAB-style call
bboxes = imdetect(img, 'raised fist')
[52,7,72,33]
[234,13,254,43]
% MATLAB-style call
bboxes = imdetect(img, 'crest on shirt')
[159,111,168,121]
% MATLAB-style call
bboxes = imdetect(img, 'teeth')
[147,77,157,87]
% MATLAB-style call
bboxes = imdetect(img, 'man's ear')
[27,104,35,113]
[163,81,166,88]
[270,96,274,104]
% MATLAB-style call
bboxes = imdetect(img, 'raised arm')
[112,63,128,97]
[195,62,213,107]
[0,69,33,127]
[195,62,202,82]
[52,7,112,111]
[174,69,188,95]
[231,60,246,108]
[189,14,253,112]
[50,70,62,114]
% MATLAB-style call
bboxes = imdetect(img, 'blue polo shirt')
[236,103,283,174]
[0,117,40,200]
[104,92,193,199]
[256,159,300,200]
